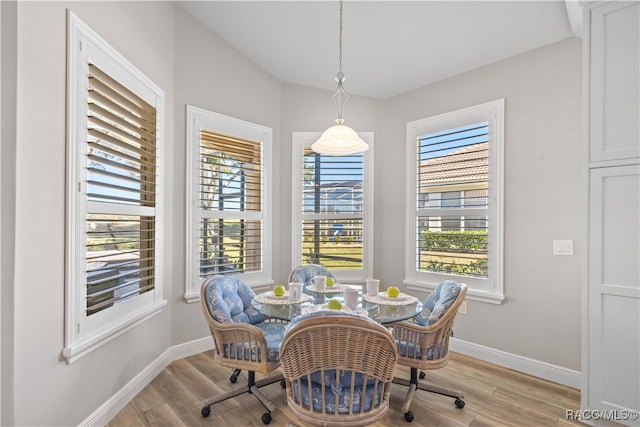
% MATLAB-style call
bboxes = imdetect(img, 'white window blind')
[292,132,374,283]
[199,130,263,276]
[302,149,364,269]
[86,63,157,315]
[417,124,489,278]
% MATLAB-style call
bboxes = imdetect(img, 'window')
[292,133,374,282]
[64,12,166,363]
[405,100,504,303]
[185,106,272,302]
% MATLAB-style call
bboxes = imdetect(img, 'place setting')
[254,282,311,305]
[361,278,418,306]
[305,275,351,293]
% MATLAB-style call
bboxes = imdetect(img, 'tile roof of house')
[420,142,488,186]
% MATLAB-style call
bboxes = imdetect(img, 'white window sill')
[404,280,505,304]
[62,300,167,364]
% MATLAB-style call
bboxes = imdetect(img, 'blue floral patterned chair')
[391,281,467,422]
[199,276,287,425]
[288,264,336,292]
[279,310,398,426]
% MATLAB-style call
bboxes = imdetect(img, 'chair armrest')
[391,320,450,348]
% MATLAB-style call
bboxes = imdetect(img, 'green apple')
[326,277,335,287]
[273,285,286,296]
[387,286,400,298]
[327,299,342,310]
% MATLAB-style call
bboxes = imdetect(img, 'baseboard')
[450,337,582,389]
[80,337,214,426]
[82,336,580,425]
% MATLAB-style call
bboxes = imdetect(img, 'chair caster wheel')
[455,398,465,409]
[419,371,425,379]
[404,411,414,422]
[280,379,286,388]
[230,369,241,383]
[261,412,272,424]
[201,406,211,417]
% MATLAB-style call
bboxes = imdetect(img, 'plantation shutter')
[416,123,489,278]
[301,147,364,269]
[85,63,157,315]
[199,130,263,277]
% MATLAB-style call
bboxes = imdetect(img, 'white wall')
[1,1,18,424]
[170,5,284,345]
[380,37,583,370]
[5,1,583,424]
[12,2,175,425]
[279,38,583,372]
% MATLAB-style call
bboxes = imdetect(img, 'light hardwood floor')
[107,351,583,427]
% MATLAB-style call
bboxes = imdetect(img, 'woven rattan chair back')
[279,314,398,426]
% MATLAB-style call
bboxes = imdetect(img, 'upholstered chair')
[279,310,398,426]
[391,281,468,422]
[288,264,336,292]
[199,275,286,425]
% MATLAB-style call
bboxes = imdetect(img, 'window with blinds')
[65,12,166,362]
[406,99,504,302]
[417,123,489,278]
[199,130,263,277]
[85,63,157,315]
[300,148,364,270]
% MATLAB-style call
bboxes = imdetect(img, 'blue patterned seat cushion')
[292,374,383,414]
[224,322,287,362]
[415,280,461,326]
[395,340,447,360]
[205,276,265,324]
[288,264,336,291]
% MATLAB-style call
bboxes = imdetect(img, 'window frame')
[64,12,166,363]
[404,99,505,303]
[185,105,273,302]
[291,132,374,283]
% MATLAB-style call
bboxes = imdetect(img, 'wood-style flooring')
[107,351,583,427]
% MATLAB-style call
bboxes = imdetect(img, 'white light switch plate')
[553,240,574,256]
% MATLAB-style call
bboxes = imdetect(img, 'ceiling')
[178,1,579,99]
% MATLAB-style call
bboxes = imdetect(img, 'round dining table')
[251,284,422,325]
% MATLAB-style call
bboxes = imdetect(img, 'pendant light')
[311,0,369,156]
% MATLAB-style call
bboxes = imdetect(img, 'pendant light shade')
[311,0,368,156]
[311,122,369,156]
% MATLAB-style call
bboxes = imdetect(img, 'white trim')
[405,99,504,301]
[404,281,505,304]
[450,338,581,389]
[80,337,214,426]
[65,11,166,363]
[81,335,580,425]
[291,132,374,282]
[185,105,273,302]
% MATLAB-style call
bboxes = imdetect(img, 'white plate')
[307,284,345,293]
[378,292,409,301]
[303,304,368,317]
[265,291,289,300]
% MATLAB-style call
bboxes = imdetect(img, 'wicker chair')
[288,264,337,292]
[279,310,398,427]
[199,276,287,425]
[391,282,467,423]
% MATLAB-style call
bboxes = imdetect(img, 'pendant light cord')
[334,0,347,124]
[337,0,344,81]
